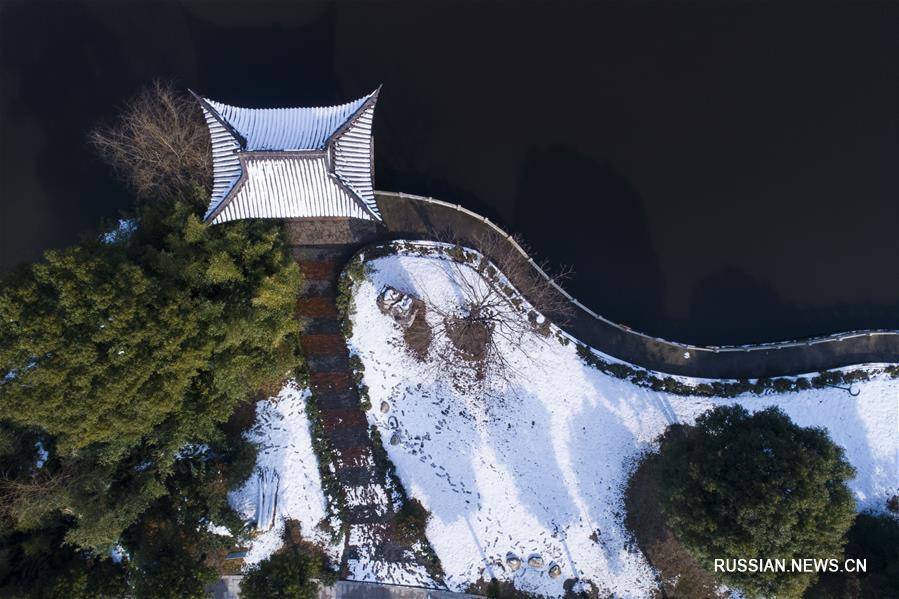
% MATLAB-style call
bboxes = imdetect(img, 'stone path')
[293,244,436,585]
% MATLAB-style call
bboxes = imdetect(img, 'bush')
[469,578,541,598]
[658,405,857,598]
[845,513,899,598]
[574,343,879,398]
[240,550,331,599]
[394,498,431,546]
[806,513,899,598]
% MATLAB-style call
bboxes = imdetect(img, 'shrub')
[394,498,431,546]
[575,343,879,399]
[887,495,899,514]
[239,550,330,599]
[845,513,899,597]
[808,512,899,598]
[658,405,857,598]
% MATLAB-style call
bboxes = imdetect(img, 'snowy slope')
[347,248,898,598]
[228,381,341,567]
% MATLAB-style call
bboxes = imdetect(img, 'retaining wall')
[372,191,899,378]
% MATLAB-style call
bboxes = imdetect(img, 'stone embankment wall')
[373,191,899,378]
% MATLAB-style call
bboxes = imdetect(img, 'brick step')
[309,372,355,393]
[345,503,390,525]
[333,445,378,470]
[318,408,369,431]
[297,297,338,318]
[345,530,420,564]
[303,334,350,355]
[305,353,351,373]
[298,278,335,297]
[290,246,353,262]
[299,317,342,336]
[335,465,380,487]
[298,260,341,281]
[326,427,374,451]
[314,388,361,410]
[378,541,421,563]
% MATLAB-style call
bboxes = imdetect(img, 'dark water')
[1,0,897,345]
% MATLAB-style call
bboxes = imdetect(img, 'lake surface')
[1,0,897,345]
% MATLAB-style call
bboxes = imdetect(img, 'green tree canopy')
[122,434,257,599]
[658,405,857,598]
[0,190,301,551]
[240,549,330,599]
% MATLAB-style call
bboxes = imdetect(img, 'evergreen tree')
[0,521,128,599]
[0,189,301,551]
[810,512,899,598]
[0,426,128,599]
[658,405,857,598]
[122,434,256,599]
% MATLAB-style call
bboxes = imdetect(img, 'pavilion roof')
[194,89,381,224]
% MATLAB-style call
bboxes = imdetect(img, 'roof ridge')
[324,86,380,149]
[188,89,247,149]
[326,87,381,220]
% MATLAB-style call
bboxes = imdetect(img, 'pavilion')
[191,88,381,225]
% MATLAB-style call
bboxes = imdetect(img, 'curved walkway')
[372,191,899,378]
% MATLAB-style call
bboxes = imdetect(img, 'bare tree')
[461,229,574,327]
[90,80,212,200]
[0,469,69,525]
[410,231,574,385]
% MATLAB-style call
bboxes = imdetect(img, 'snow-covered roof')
[193,89,381,224]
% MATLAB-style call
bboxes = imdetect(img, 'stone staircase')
[292,245,433,584]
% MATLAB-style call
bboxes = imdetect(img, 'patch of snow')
[206,522,232,537]
[110,543,128,564]
[34,441,48,470]
[347,249,899,598]
[347,557,436,587]
[228,381,341,567]
[3,357,40,384]
[176,443,210,460]
[101,219,136,244]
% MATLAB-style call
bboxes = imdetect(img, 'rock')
[506,552,521,571]
[527,554,545,569]
[389,432,401,446]
[380,401,390,414]
[548,563,562,578]
[377,286,420,327]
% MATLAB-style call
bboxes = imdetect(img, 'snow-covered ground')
[347,246,899,598]
[228,381,342,567]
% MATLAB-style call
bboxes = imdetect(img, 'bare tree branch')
[405,234,574,389]
[90,80,212,200]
